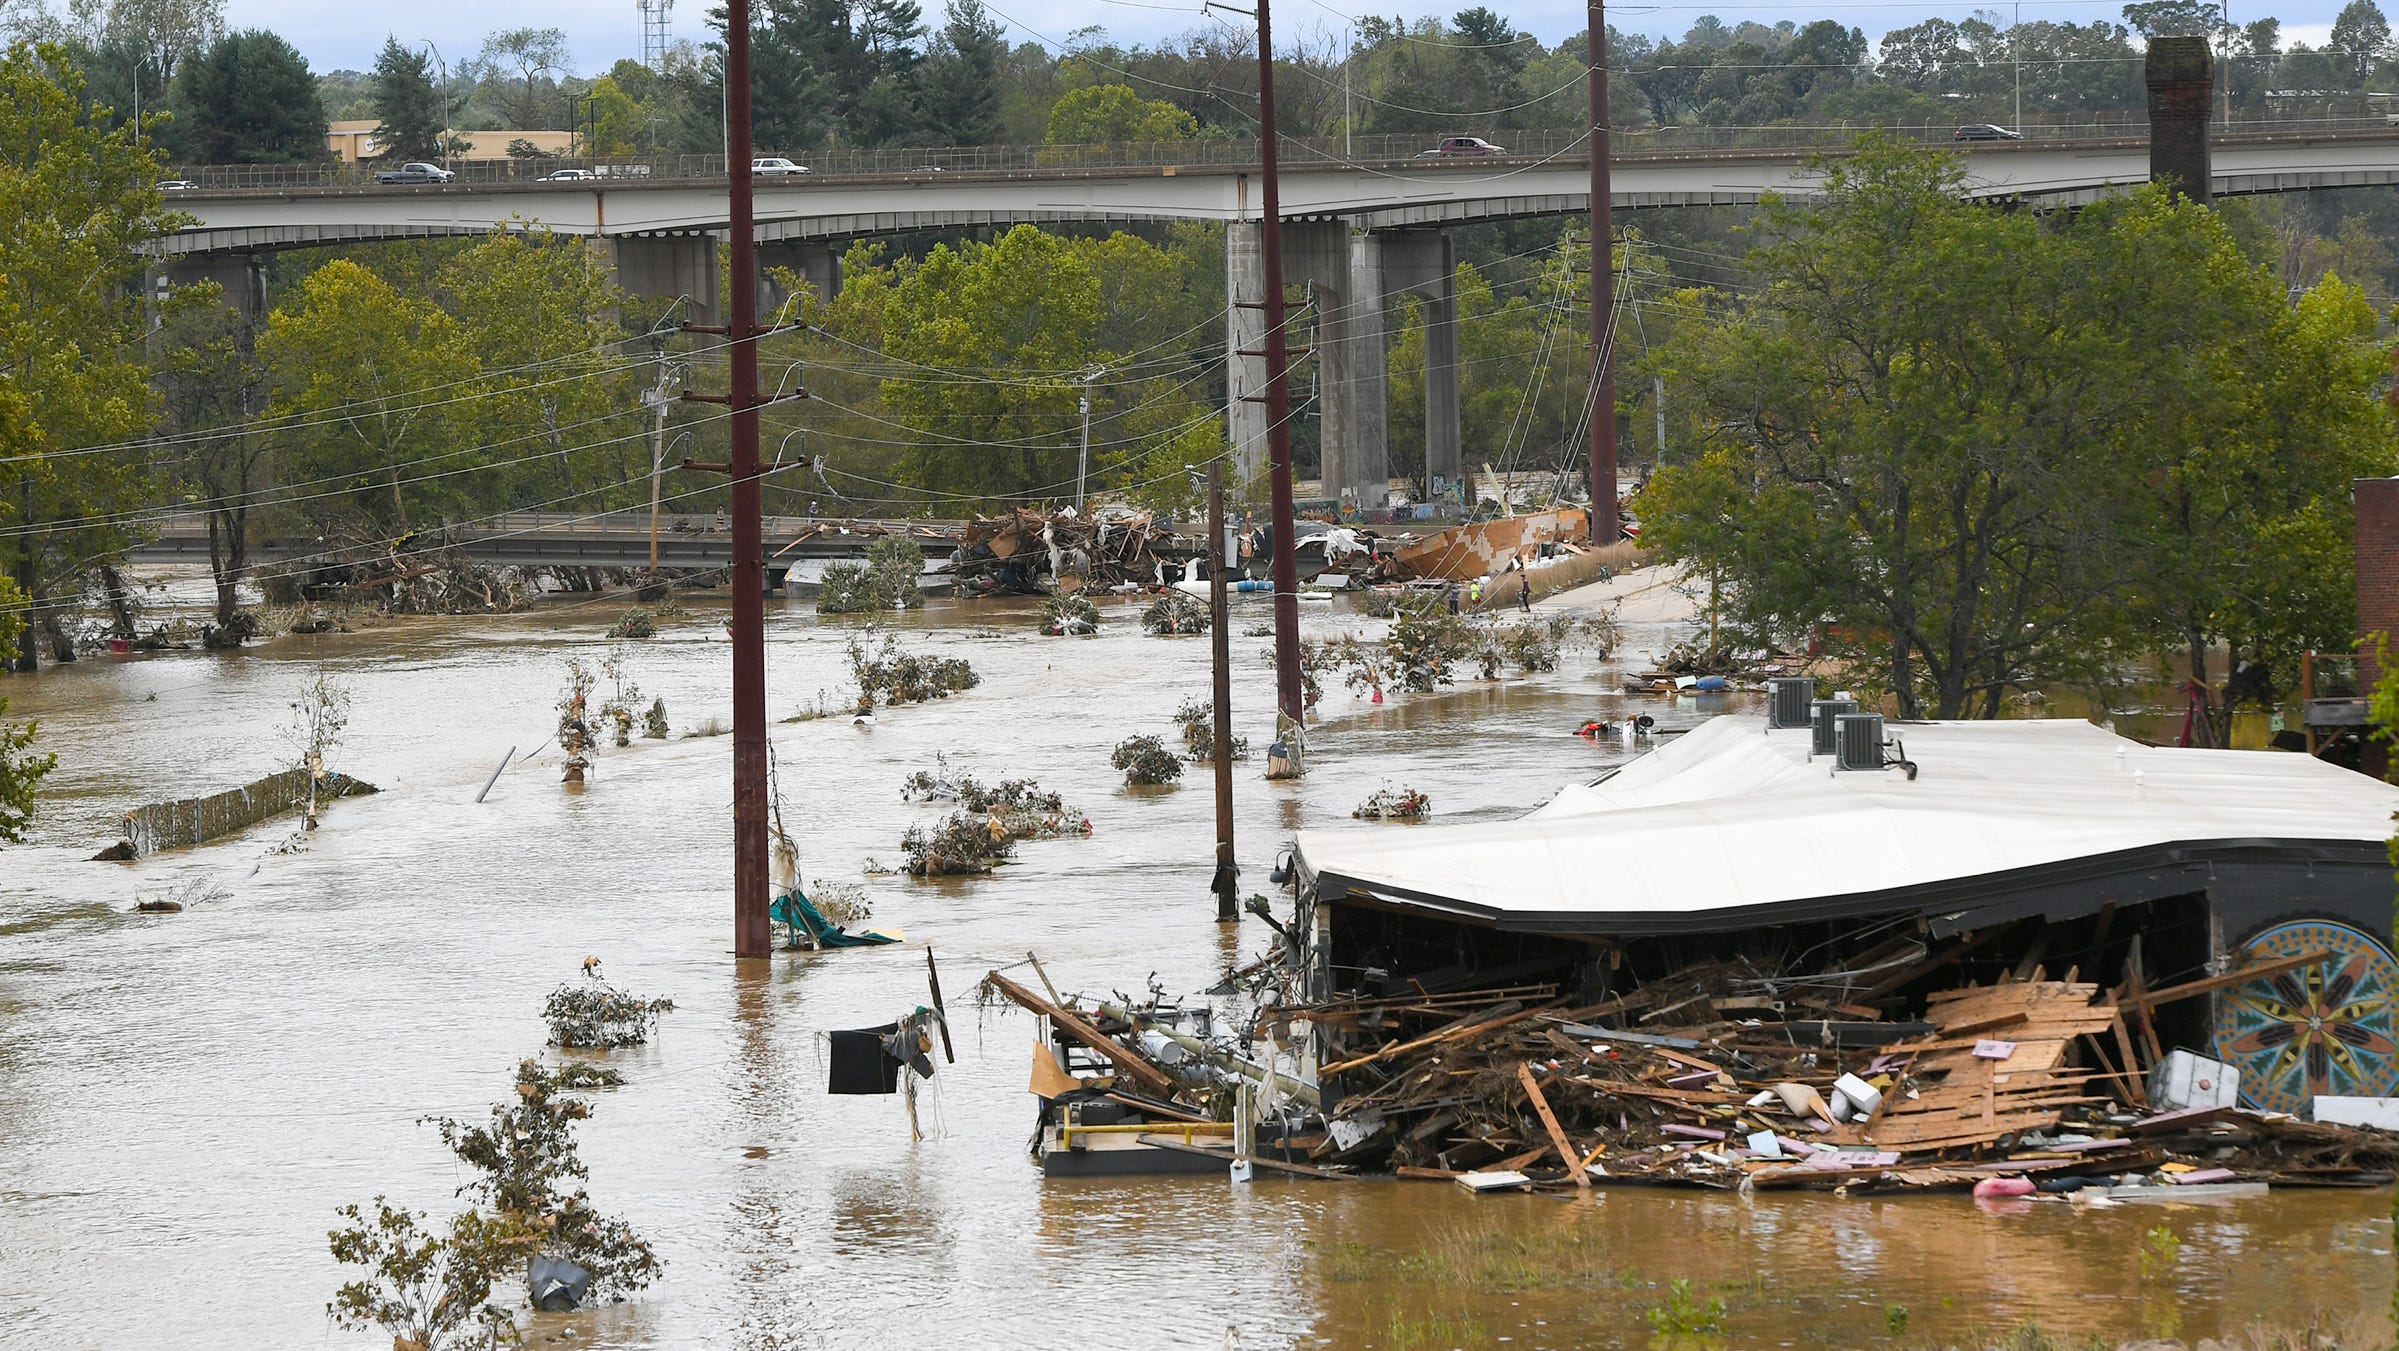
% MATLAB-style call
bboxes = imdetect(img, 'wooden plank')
[2136,950,2332,1009]
[1396,1165,1462,1181]
[1320,1001,1559,1076]
[983,969,1177,1095]
[2106,1007,2147,1108]
[1518,1063,1589,1193]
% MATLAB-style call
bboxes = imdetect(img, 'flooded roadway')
[0,579,2387,1349]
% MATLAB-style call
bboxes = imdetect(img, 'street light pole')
[2012,0,2021,131]
[419,41,450,167]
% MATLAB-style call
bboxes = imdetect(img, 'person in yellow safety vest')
[1467,578,1484,608]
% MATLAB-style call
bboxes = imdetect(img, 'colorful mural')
[2211,919,2399,1115]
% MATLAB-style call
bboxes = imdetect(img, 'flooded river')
[0,577,2386,1349]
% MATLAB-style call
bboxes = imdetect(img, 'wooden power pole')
[1586,0,1621,546]
[712,0,771,958]
[1255,0,1307,767]
[1208,462,1238,923]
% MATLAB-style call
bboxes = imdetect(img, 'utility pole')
[2012,0,2022,132]
[1208,461,1238,923]
[686,0,773,960]
[1585,0,1620,546]
[1255,0,1308,763]
[645,345,674,571]
[419,41,450,168]
[1075,366,1104,512]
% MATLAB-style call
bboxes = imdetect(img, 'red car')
[1416,136,1507,157]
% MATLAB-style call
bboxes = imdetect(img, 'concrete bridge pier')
[1378,229,1462,499]
[608,234,721,327]
[758,240,843,321]
[158,253,267,319]
[1225,222,1271,485]
[1228,220,1391,511]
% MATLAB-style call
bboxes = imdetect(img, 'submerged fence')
[117,768,377,856]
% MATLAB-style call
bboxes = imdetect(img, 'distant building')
[324,119,574,164]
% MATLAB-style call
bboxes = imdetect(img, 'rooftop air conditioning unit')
[1834,713,1886,772]
[1767,676,1816,729]
[1810,698,1858,756]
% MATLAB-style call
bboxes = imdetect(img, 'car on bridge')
[1417,136,1507,157]
[539,168,595,182]
[375,161,455,184]
[158,179,195,191]
[753,157,811,176]
[1952,124,2023,141]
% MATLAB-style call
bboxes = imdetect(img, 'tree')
[1043,82,1195,142]
[178,29,326,162]
[2332,0,2392,84]
[0,692,54,844]
[258,259,481,533]
[327,1200,524,1351]
[2121,0,2220,38]
[151,297,270,643]
[0,42,177,670]
[920,0,1002,145]
[878,224,1103,499]
[579,73,647,155]
[1635,142,2144,715]
[435,227,639,502]
[475,26,569,130]
[368,36,441,162]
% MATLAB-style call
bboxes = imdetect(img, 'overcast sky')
[223,0,2348,75]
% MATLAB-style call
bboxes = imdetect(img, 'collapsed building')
[1268,698,2399,1184]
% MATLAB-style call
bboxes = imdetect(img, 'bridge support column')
[159,254,267,321]
[608,235,721,327]
[1282,221,1387,514]
[1224,220,1396,513]
[1225,222,1271,485]
[758,240,842,321]
[1380,229,1461,502]
[2145,35,2213,205]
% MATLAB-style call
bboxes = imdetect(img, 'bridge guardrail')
[168,115,2399,192]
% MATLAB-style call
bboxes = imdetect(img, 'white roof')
[1296,715,2399,932]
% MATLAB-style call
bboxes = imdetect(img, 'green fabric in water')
[771,892,897,949]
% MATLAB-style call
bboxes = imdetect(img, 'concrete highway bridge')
[153,118,2399,510]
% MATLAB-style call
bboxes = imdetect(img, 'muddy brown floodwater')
[0,577,2387,1350]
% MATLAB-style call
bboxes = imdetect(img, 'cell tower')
[639,0,674,69]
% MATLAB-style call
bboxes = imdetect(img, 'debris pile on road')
[948,509,1194,597]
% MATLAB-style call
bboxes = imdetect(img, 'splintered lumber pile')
[1867,981,2124,1153]
[949,509,1193,595]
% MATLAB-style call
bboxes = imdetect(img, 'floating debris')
[605,607,657,639]
[901,811,1017,876]
[1352,785,1431,820]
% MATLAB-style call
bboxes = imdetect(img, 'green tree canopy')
[1637,137,2396,721]
[258,259,481,532]
[368,35,442,162]
[178,28,326,162]
[1042,82,1195,142]
[0,41,179,668]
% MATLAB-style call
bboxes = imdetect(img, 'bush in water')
[1111,734,1183,785]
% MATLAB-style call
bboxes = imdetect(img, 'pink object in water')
[1971,1176,2036,1199]
[1371,688,1384,704]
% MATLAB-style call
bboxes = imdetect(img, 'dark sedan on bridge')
[1952,124,2023,141]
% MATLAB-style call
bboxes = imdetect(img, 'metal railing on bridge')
[167,113,2399,193]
